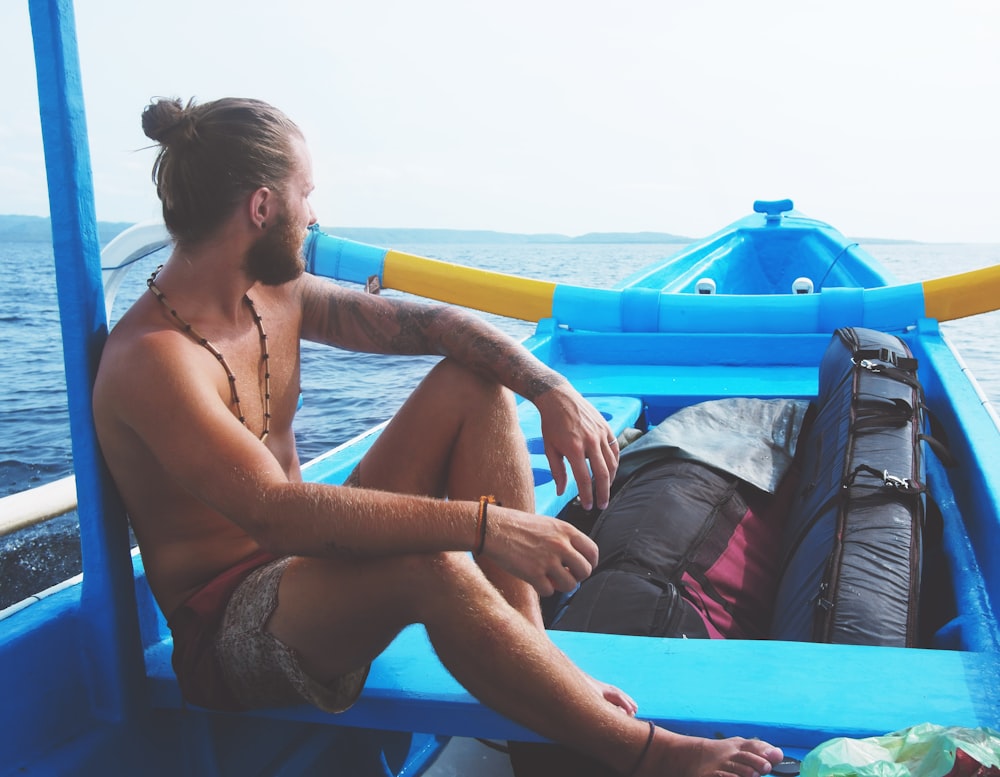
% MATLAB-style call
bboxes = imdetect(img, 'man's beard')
[245,213,306,286]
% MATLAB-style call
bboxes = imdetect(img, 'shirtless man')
[93,96,784,777]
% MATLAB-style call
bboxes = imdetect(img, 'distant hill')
[0,215,691,246]
[310,226,694,245]
[0,214,133,245]
[0,214,929,247]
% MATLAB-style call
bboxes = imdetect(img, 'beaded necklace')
[147,266,271,442]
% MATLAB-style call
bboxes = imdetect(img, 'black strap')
[853,346,919,373]
[920,432,956,468]
[844,463,925,495]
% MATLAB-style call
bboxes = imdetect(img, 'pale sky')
[3,0,999,242]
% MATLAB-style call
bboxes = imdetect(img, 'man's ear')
[248,186,274,231]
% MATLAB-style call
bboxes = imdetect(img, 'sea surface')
[1,237,999,608]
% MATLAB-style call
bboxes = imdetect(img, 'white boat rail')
[0,476,77,537]
[2,223,173,539]
[100,221,172,318]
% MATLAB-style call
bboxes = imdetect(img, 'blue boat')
[3,1,998,775]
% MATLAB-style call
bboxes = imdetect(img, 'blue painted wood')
[144,624,1000,749]
[27,0,144,724]
[547,282,928,334]
[305,227,389,284]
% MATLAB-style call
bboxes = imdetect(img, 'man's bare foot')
[636,728,784,777]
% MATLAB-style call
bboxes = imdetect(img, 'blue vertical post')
[28,0,143,721]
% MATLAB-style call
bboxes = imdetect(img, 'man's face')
[244,136,316,286]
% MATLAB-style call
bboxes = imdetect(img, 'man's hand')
[483,505,600,598]
[533,384,620,510]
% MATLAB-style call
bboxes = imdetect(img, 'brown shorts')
[215,556,370,713]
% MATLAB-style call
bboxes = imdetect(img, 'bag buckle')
[883,470,915,491]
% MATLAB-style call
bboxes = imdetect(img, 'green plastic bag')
[801,723,1000,777]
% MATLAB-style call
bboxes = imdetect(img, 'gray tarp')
[617,398,812,494]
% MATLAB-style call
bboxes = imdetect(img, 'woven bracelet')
[475,495,497,556]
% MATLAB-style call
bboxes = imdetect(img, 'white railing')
[0,223,173,541]
[0,476,77,537]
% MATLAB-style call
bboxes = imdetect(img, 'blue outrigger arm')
[29,0,144,721]
[303,228,1000,333]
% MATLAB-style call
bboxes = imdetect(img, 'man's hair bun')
[141,97,194,145]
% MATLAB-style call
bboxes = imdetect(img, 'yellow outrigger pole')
[923,264,1000,323]
[385,248,1000,325]
[381,249,557,322]
[305,230,1000,328]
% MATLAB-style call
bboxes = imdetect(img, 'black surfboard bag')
[770,327,929,646]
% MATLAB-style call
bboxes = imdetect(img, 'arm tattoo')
[305,284,437,354]
[305,280,564,399]
[342,295,441,354]
[439,313,564,401]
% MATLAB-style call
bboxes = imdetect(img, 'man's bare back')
[93,96,784,777]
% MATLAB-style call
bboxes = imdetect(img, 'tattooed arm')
[297,274,618,508]
[298,274,556,395]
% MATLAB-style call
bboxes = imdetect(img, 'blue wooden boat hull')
[6,212,998,775]
[4,2,998,774]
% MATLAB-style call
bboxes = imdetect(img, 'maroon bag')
[549,457,789,640]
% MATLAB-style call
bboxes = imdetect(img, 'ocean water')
[1,236,999,607]
[0,239,694,497]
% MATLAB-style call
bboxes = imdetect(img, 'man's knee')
[402,549,476,586]
[429,359,515,412]
[392,551,484,612]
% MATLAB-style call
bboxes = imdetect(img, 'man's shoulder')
[97,304,209,409]
[103,306,180,369]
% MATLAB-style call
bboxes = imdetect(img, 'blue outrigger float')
[3,1,999,774]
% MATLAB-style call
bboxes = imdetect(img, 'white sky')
[3,0,999,242]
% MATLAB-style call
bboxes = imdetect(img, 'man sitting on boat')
[92,95,784,777]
